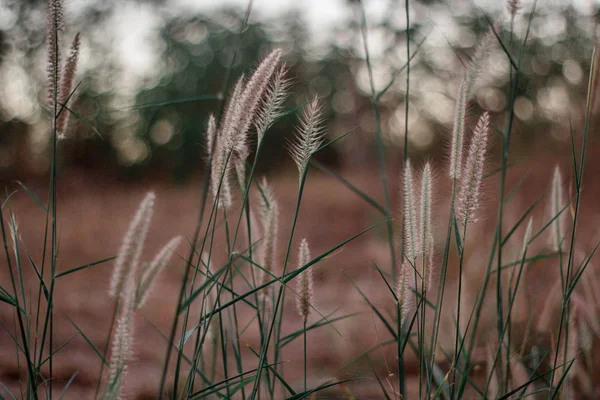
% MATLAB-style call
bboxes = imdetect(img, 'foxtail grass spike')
[46,0,64,107]
[550,165,565,251]
[210,142,233,210]
[288,96,325,184]
[219,75,245,152]
[419,162,433,291]
[210,78,245,209]
[259,178,279,296]
[109,192,155,298]
[57,32,80,138]
[403,159,418,264]
[521,217,533,260]
[136,236,183,309]
[256,64,290,144]
[106,279,135,399]
[464,30,493,99]
[506,0,520,16]
[449,80,468,180]
[397,262,412,321]
[234,49,282,160]
[204,114,217,162]
[457,111,490,226]
[295,238,314,324]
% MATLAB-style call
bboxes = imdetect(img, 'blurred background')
[0,0,598,183]
[2,0,600,397]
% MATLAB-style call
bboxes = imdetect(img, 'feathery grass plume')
[56,32,80,138]
[506,0,520,17]
[464,29,493,99]
[46,0,64,106]
[106,277,135,399]
[210,77,245,209]
[256,64,291,145]
[109,192,155,298]
[136,236,183,309]
[259,178,279,296]
[233,49,282,158]
[397,262,412,321]
[218,75,245,153]
[419,162,433,291]
[403,159,418,265]
[550,166,566,251]
[288,96,325,185]
[457,111,490,226]
[204,114,217,162]
[295,238,314,324]
[449,79,468,180]
[520,217,533,260]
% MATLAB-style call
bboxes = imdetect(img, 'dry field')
[2,144,600,398]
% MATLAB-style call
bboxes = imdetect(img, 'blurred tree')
[0,0,597,181]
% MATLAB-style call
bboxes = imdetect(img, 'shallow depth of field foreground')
[1,0,600,399]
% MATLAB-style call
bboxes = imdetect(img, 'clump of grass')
[4,0,600,399]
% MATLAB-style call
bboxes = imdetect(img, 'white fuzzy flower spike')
[457,111,490,226]
[109,192,155,298]
[295,238,314,324]
[288,97,325,185]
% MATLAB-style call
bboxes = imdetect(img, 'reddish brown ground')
[1,145,600,399]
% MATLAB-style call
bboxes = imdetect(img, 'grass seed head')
[56,32,80,138]
[288,96,325,184]
[449,80,468,180]
[295,238,314,324]
[109,192,155,298]
[256,64,291,144]
[419,162,434,292]
[259,178,279,296]
[457,111,490,226]
[403,159,418,264]
[136,236,183,309]
[46,0,64,107]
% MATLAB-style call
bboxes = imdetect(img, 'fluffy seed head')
[136,236,182,309]
[256,64,291,144]
[56,33,81,138]
[506,0,520,16]
[550,165,566,251]
[109,192,155,298]
[210,145,233,210]
[403,159,418,264]
[259,179,279,295]
[419,162,434,292]
[521,217,533,260]
[221,76,247,156]
[107,257,138,399]
[204,114,217,162]
[464,30,493,99]
[449,80,468,180]
[46,0,64,107]
[457,111,490,226]
[295,238,314,324]
[234,49,282,159]
[288,97,325,184]
[107,294,134,399]
[397,261,412,322]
